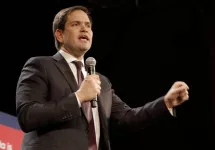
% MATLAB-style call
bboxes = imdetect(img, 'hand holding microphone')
[75,57,100,108]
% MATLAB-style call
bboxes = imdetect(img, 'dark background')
[1,0,214,149]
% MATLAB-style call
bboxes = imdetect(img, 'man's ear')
[55,29,63,43]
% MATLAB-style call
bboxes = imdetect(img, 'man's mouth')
[79,35,89,41]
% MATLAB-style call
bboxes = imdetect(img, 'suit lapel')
[53,52,78,92]
[53,52,89,122]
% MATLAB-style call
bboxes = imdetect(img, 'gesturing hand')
[164,81,189,108]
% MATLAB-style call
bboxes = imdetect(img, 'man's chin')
[79,47,90,52]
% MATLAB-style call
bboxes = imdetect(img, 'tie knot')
[73,61,83,71]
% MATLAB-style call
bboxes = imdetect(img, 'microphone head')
[85,57,96,66]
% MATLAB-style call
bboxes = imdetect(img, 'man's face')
[57,10,93,57]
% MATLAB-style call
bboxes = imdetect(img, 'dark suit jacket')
[16,52,172,150]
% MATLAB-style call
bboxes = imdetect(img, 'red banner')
[0,124,23,150]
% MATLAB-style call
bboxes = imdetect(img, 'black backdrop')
[1,0,214,149]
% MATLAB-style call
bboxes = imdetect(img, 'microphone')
[85,57,97,108]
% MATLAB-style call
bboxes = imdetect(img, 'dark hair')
[52,5,92,50]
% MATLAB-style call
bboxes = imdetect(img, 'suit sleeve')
[16,57,81,133]
[110,83,172,130]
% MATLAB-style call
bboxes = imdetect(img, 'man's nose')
[80,24,88,32]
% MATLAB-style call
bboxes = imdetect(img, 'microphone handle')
[88,65,97,108]
[91,97,97,108]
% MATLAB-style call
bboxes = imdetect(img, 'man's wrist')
[75,91,84,104]
[164,95,172,108]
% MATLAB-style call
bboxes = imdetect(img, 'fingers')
[91,74,100,80]
[85,74,101,95]
[172,81,189,90]
[171,85,188,96]
[173,88,189,107]
[85,75,100,83]
[95,81,101,95]
[179,89,188,97]
[181,94,189,101]
[91,75,101,86]
[95,80,101,95]
[164,82,190,108]
[179,89,189,100]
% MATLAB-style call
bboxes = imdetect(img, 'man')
[16,5,189,150]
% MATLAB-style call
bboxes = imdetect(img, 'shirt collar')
[59,49,85,67]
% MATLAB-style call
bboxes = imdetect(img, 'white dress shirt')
[59,50,100,149]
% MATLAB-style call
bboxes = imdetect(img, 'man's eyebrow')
[70,21,91,24]
[70,21,80,23]
[85,22,92,25]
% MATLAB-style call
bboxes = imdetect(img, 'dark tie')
[73,61,97,150]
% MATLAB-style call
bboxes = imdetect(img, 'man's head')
[53,6,93,58]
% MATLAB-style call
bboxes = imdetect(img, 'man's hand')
[75,74,101,103]
[164,81,189,108]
